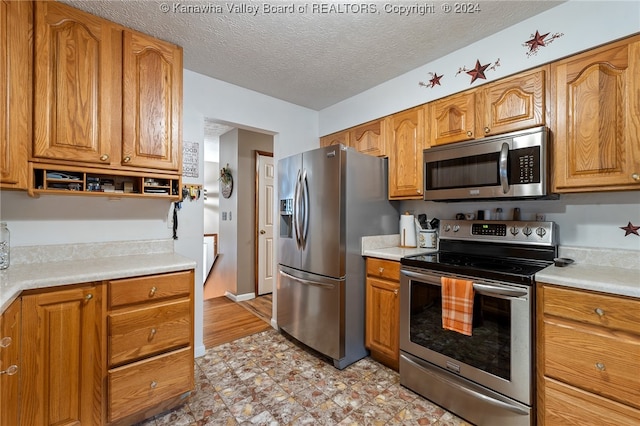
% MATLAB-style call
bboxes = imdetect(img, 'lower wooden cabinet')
[365,258,400,370]
[20,283,103,426]
[0,298,21,426]
[537,283,640,425]
[5,268,194,426]
[106,270,195,424]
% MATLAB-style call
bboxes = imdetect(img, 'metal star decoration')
[419,72,443,89]
[466,60,490,84]
[526,30,550,51]
[620,222,640,236]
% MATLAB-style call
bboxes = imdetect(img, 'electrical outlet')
[222,212,227,221]
[229,211,232,221]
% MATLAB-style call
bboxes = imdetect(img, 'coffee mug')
[465,213,475,220]
[455,213,465,220]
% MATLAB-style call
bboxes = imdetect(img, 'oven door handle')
[402,270,528,299]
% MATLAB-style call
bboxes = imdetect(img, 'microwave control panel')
[510,146,541,184]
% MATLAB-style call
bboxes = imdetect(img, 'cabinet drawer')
[543,285,640,334]
[542,377,640,425]
[108,347,193,422]
[366,258,400,282]
[543,319,640,409]
[108,299,191,366]
[108,270,192,308]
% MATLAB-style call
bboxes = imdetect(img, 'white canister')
[419,229,438,249]
[400,212,417,247]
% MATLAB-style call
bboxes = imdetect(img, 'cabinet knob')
[632,173,639,181]
[85,293,93,301]
[594,307,605,317]
[123,156,131,163]
[149,286,157,297]
[148,328,157,341]
[595,362,606,371]
[466,131,473,137]
[150,381,158,389]
[394,289,398,296]
[0,365,18,376]
[100,154,109,161]
[0,337,12,348]
[484,127,490,134]
[378,267,384,274]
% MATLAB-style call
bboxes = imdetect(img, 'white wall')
[182,71,319,355]
[320,0,640,252]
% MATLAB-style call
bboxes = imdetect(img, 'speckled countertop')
[361,234,437,261]
[0,239,196,312]
[535,246,639,298]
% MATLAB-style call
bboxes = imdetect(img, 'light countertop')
[535,246,639,298]
[0,239,196,312]
[361,234,437,261]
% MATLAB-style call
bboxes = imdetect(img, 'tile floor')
[139,329,472,425]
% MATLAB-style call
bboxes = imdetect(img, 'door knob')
[260,230,266,234]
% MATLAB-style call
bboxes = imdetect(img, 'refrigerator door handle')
[279,269,339,289]
[301,169,310,248]
[293,169,302,249]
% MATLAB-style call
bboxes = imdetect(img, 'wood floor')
[203,295,272,348]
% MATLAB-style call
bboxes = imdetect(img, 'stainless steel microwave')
[423,126,552,201]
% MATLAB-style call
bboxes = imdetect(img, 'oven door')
[400,267,534,406]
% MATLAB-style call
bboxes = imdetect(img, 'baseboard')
[224,291,255,302]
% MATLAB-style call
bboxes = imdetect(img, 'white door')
[257,153,275,295]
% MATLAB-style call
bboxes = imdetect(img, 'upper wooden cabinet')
[430,91,476,146]
[320,130,350,148]
[430,67,547,146]
[350,119,386,157]
[477,68,547,137]
[122,30,182,172]
[33,1,120,166]
[551,35,640,193]
[0,0,32,190]
[32,1,183,174]
[386,106,426,199]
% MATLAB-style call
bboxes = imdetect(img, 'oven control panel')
[439,220,556,246]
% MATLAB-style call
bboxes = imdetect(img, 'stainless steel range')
[400,220,557,426]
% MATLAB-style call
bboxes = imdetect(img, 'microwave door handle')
[499,142,510,194]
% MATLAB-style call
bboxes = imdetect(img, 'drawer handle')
[0,337,12,348]
[149,286,157,297]
[148,328,157,341]
[150,381,158,389]
[0,365,18,376]
[378,267,384,274]
[594,308,605,317]
[595,362,606,371]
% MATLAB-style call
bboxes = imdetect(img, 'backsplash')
[10,239,174,265]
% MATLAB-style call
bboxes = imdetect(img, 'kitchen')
[1,0,639,425]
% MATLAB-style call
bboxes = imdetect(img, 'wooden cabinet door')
[366,276,400,370]
[351,119,386,157]
[20,285,102,426]
[552,35,640,192]
[1,298,21,426]
[33,1,120,166]
[430,91,476,145]
[0,0,31,189]
[387,106,426,199]
[122,30,182,172]
[320,130,350,148]
[478,68,547,137]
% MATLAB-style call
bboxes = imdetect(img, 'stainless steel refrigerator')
[277,144,398,369]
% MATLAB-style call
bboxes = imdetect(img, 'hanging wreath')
[219,164,233,198]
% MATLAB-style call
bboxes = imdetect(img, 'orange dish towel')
[441,277,475,336]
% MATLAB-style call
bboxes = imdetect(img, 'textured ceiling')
[63,0,563,111]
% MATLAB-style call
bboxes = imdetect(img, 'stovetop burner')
[401,220,558,285]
